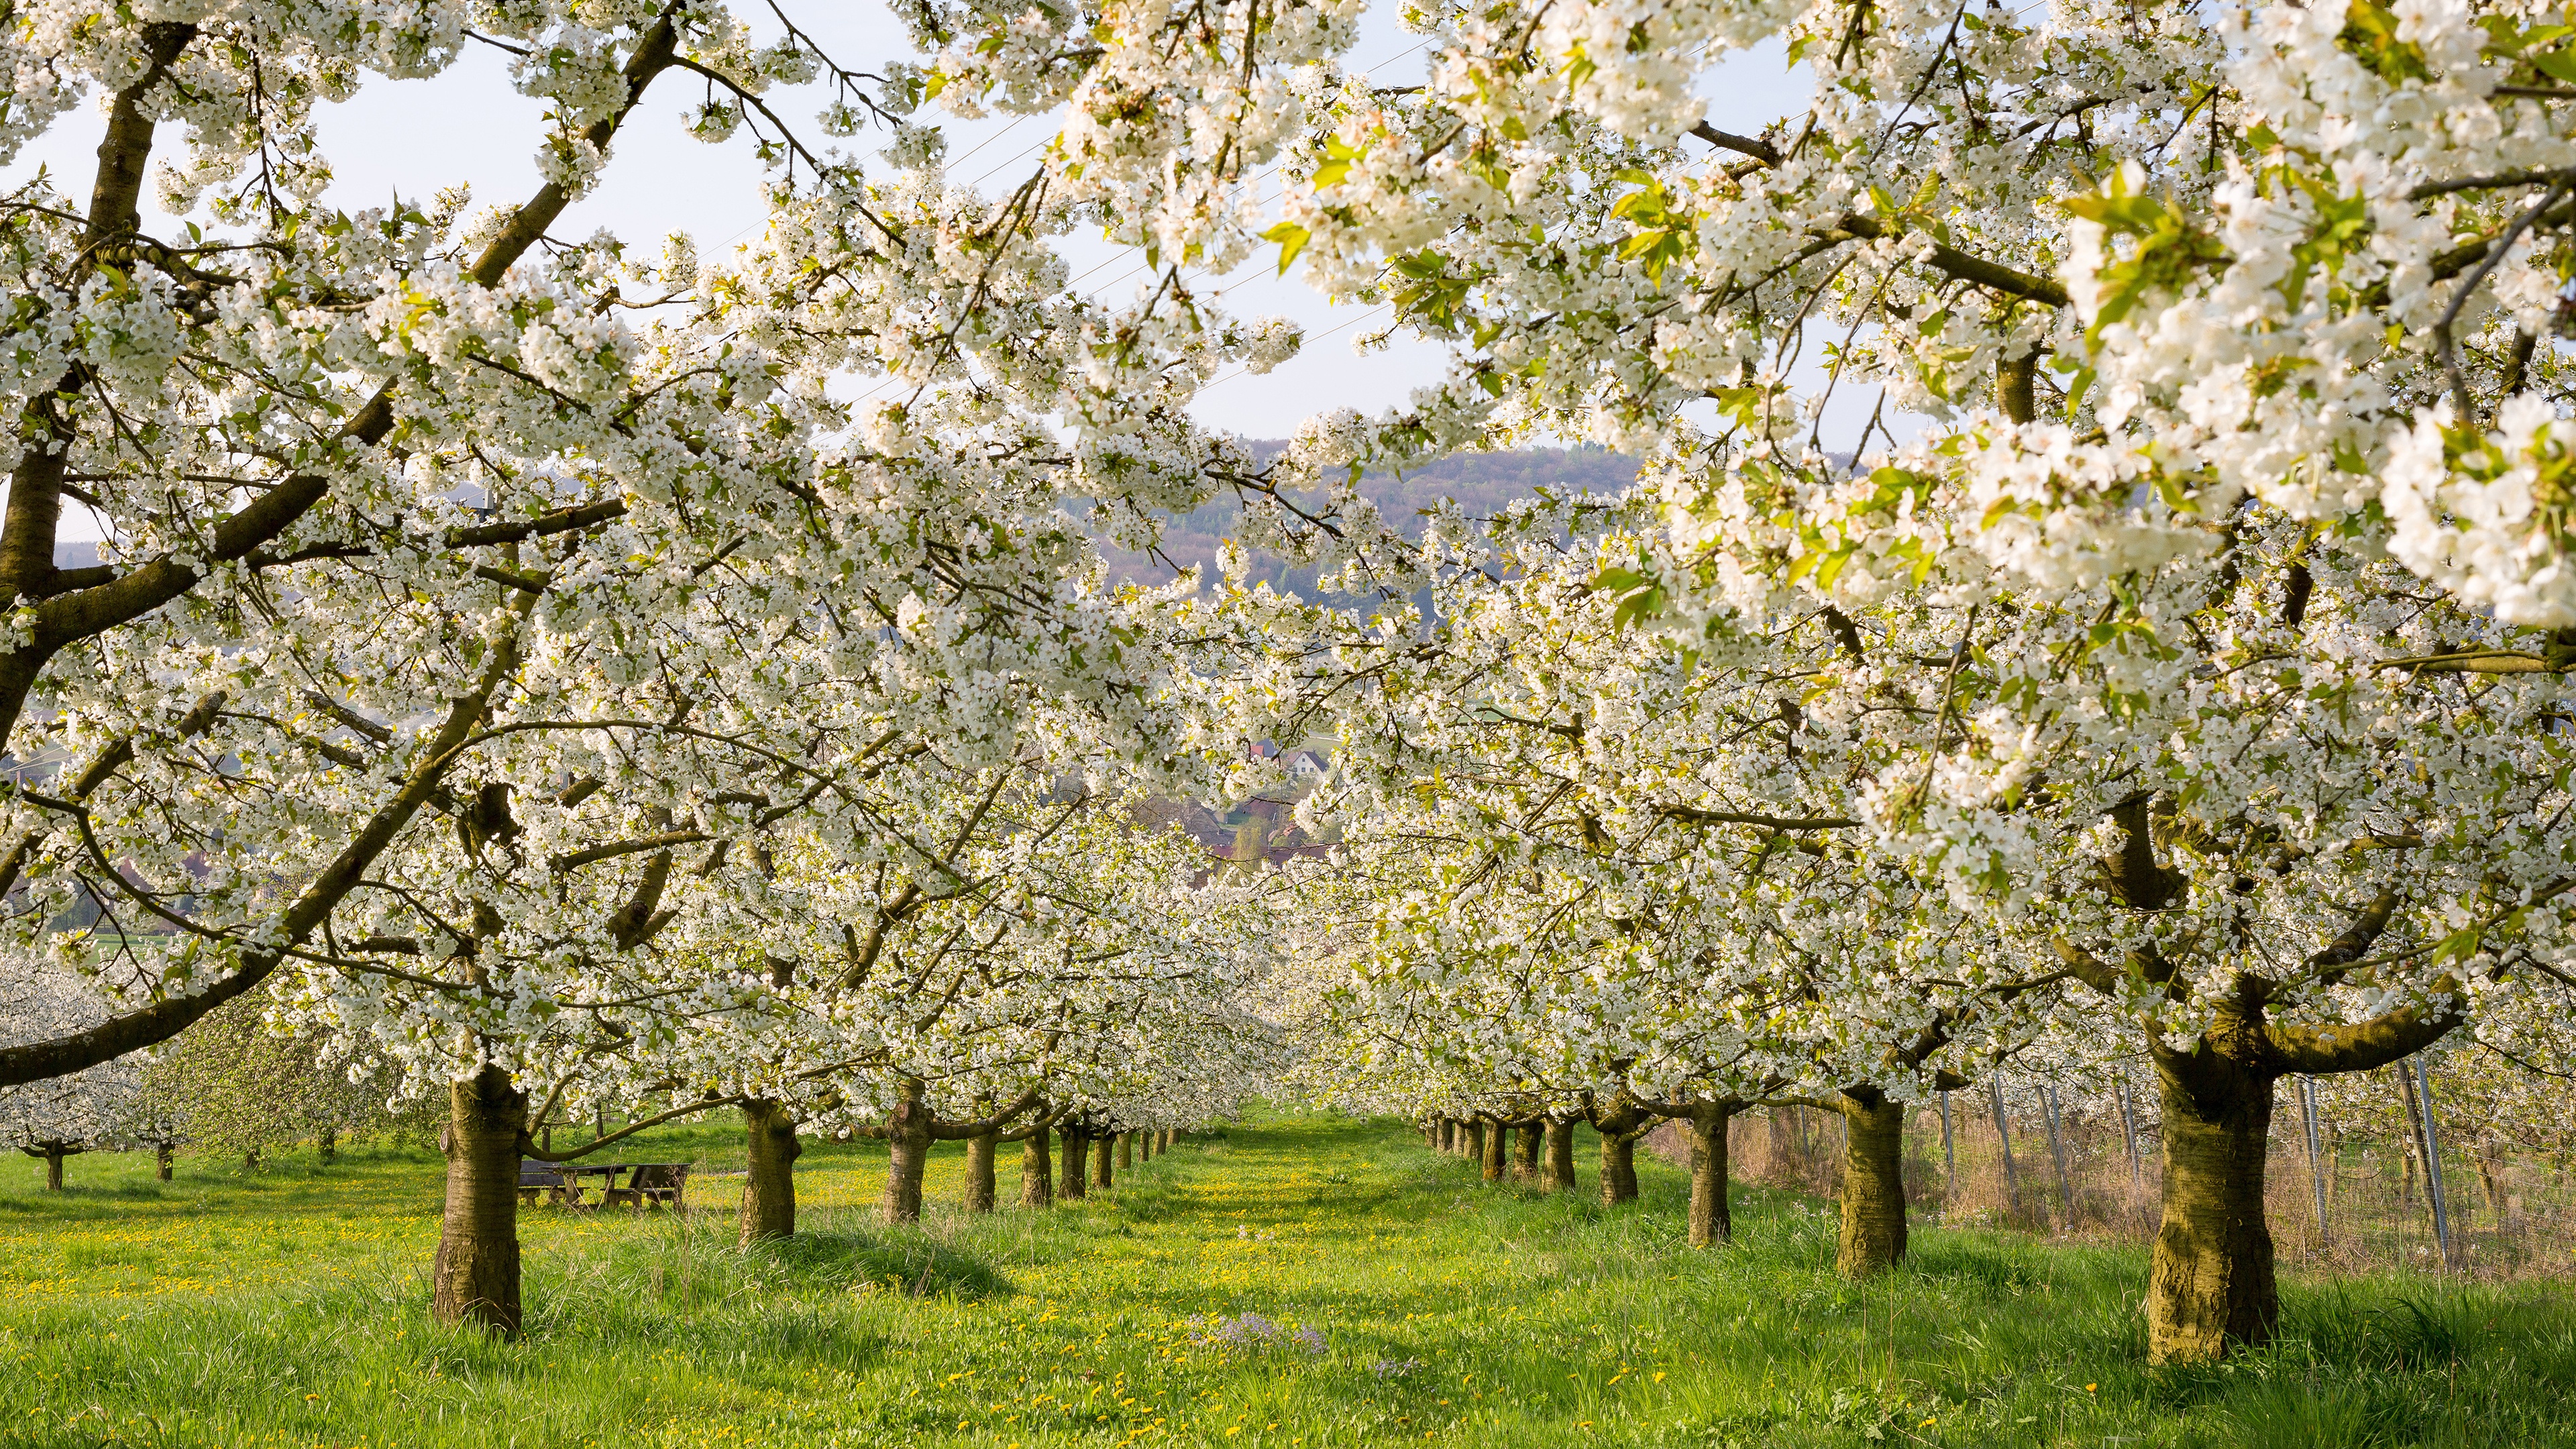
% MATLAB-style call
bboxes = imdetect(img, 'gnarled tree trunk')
[1118,1132,1134,1172]
[1462,1118,1485,1165]
[1593,1102,1650,1206]
[154,1143,172,1181]
[1061,1128,1089,1199]
[963,1129,999,1212]
[1479,1117,1507,1183]
[1679,1102,1737,1247]
[1835,1087,1907,1276]
[1513,1122,1542,1182]
[1542,1120,1576,1193]
[1093,1132,1114,1191]
[739,1097,801,1244]
[2149,1045,2277,1364]
[1021,1126,1054,1209]
[881,1083,932,1225]
[433,1064,525,1335]
[1599,1132,1639,1205]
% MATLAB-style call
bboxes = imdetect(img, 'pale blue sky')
[7,3,1888,512]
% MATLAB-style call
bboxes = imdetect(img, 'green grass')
[4,1113,2572,1448]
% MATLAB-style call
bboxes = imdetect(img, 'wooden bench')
[604,1163,689,1211]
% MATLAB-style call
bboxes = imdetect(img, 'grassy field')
[4,1114,2572,1448]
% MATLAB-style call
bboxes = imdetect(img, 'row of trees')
[8,0,2576,1370]
[0,983,405,1189]
[1265,504,2576,1363]
[0,0,1304,1340]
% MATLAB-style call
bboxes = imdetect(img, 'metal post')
[1939,1089,1957,1201]
[1990,1079,2020,1206]
[2406,1059,2455,1266]
[2300,1077,2330,1247]
[2117,1079,2141,1186]
[2041,1082,2076,1224]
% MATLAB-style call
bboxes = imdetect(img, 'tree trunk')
[881,1086,932,1225]
[965,1130,998,1213]
[1599,1131,1639,1205]
[1022,1127,1055,1208]
[1093,1132,1115,1191]
[2394,1067,2425,1203]
[1542,1120,1576,1193]
[1160,1128,1173,1153]
[1680,1104,1736,1247]
[739,1097,801,1244]
[44,1144,65,1191]
[2149,1048,2278,1364]
[1835,1087,1907,1277]
[1513,1122,1542,1182]
[1061,1128,1089,1199]
[1479,1118,1507,1183]
[319,1124,337,1163]
[2476,1136,2508,1220]
[1118,1132,1134,1171]
[1462,1118,1485,1165]
[432,1064,525,1336]
[154,1143,172,1181]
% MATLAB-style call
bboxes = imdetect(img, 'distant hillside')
[1104,443,1639,599]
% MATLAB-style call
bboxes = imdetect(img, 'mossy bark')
[739,1097,801,1244]
[37,1144,66,1191]
[1680,1103,1737,1247]
[154,1143,172,1181]
[1479,1118,1508,1183]
[1542,1120,1576,1193]
[1021,1126,1055,1210]
[1093,1132,1115,1191]
[881,1085,932,1225]
[1591,1103,1650,1205]
[2149,1047,2278,1363]
[1599,1132,1639,1205]
[1513,1122,1543,1182]
[432,1064,525,1336]
[1835,1087,1907,1277]
[1118,1132,1134,1172]
[1061,1128,1089,1199]
[964,1129,999,1213]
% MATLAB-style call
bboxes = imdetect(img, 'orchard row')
[5,0,2576,1367]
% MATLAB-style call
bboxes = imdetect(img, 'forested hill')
[1103,443,1640,598]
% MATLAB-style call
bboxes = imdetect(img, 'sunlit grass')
[3,1112,2571,1447]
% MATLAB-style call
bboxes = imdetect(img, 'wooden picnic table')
[518,1159,692,1210]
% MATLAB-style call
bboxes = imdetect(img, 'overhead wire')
[841,34,1439,408]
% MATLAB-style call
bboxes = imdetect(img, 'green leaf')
[1261,221,1309,276]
